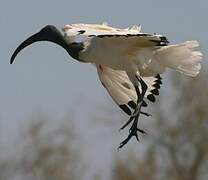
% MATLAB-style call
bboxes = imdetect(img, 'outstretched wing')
[96,65,162,115]
[90,33,169,48]
[62,23,168,48]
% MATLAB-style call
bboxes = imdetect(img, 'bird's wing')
[62,23,142,37]
[62,23,168,48]
[90,33,169,50]
[96,65,162,115]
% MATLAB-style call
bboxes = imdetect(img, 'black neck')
[66,42,84,60]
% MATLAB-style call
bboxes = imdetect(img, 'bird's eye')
[78,30,85,34]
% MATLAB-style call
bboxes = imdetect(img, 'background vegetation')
[0,71,207,180]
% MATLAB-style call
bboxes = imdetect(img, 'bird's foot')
[118,114,146,149]
[119,106,151,131]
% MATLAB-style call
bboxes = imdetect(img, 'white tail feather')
[155,41,203,77]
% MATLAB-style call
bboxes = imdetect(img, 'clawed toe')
[118,117,146,149]
[118,127,146,149]
[120,109,150,131]
[120,116,134,130]
[137,128,146,134]
[140,111,152,117]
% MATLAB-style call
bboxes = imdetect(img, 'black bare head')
[10,25,76,64]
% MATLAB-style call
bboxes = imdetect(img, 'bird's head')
[10,25,84,64]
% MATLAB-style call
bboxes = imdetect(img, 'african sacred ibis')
[10,23,203,148]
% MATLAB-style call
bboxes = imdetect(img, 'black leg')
[119,110,151,131]
[118,114,147,149]
[119,76,148,149]
[137,76,148,97]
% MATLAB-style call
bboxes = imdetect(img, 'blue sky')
[0,0,207,178]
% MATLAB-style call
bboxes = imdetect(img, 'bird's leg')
[120,77,148,130]
[133,77,148,116]
[119,76,147,149]
[120,110,151,131]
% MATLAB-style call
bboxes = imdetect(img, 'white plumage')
[10,23,203,148]
[62,23,202,77]
[154,41,202,76]
[96,65,161,115]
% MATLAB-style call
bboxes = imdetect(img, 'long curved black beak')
[10,25,70,64]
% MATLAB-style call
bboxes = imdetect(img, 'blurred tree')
[112,149,157,180]
[0,114,82,180]
[112,70,208,180]
[0,70,207,180]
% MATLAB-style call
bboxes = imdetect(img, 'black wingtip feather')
[156,74,162,80]
[147,94,156,102]
[151,89,159,95]
[146,74,162,103]
[119,104,132,115]
[142,101,148,107]
[153,83,160,89]
[128,101,137,109]
[155,79,162,85]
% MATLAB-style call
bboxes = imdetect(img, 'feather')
[96,65,162,115]
[62,23,141,37]
[154,41,203,77]
[62,23,202,78]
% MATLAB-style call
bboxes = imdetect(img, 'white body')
[62,23,203,112]
[62,23,202,77]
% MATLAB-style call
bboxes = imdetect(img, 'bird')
[10,22,203,148]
